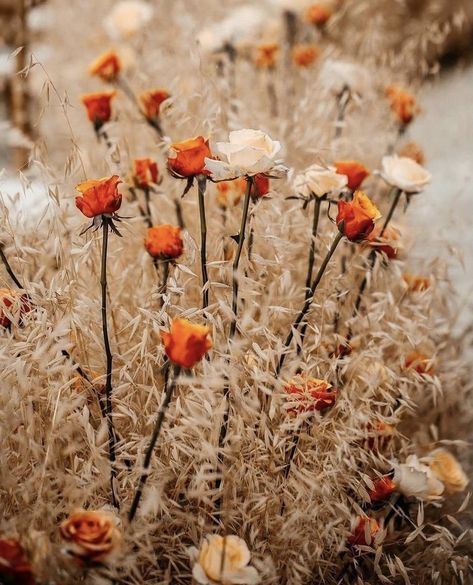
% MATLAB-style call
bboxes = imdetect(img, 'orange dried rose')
[368,476,396,503]
[132,158,158,189]
[335,161,370,191]
[140,88,170,120]
[348,517,380,546]
[0,289,31,329]
[144,225,183,260]
[0,538,35,585]
[399,141,425,165]
[405,351,433,375]
[292,44,319,67]
[81,91,116,129]
[89,50,121,82]
[161,318,212,368]
[255,43,279,69]
[385,85,418,125]
[216,178,246,209]
[365,225,400,260]
[168,136,211,178]
[305,3,332,26]
[75,175,122,218]
[336,190,381,242]
[60,510,121,564]
[403,273,431,292]
[284,376,337,414]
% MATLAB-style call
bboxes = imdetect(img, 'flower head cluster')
[284,376,337,414]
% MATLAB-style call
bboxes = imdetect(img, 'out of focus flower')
[337,191,381,242]
[0,289,31,328]
[335,160,369,191]
[305,2,332,26]
[348,517,380,547]
[89,50,121,83]
[393,455,444,500]
[365,419,395,451]
[0,538,35,585]
[191,535,260,585]
[319,59,371,97]
[284,376,337,414]
[75,176,122,219]
[292,44,319,67]
[368,476,396,503]
[216,178,246,208]
[398,141,425,165]
[140,89,170,121]
[104,0,153,40]
[381,155,431,193]
[255,43,279,68]
[205,130,282,181]
[81,91,116,130]
[132,158,158,189]
[168,136,211,178]
[403,273,431,292]
[385,85,418,125]
[404,351,433,375]
[145,225,183,260]
[294,164,347,199]
[422,449,468,494]
[60,510,121,564]
[366,225,400,260]
[253,174,270,198]
[161,319,212,369]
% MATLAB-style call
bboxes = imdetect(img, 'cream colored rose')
[393,455,444,500]
[293,164,347,198]
[205,129,282,181]
[191,535,260,585]
[422,449,468,494]
[381,155,431,193]
[104,0,153,40]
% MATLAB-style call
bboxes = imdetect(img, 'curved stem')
[197,176,209,311]
[0,245,23,289]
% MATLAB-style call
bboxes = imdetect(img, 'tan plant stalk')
[197,175,210,311]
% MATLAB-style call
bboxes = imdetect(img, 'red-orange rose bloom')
[0,538,35,585]
[75,175,122,218]
[89,50,121,82]
[0,289,31,328]
[144,225,183,260]
[348,517,380,546]
[255,43,279,68]
[168,136,211,178]
[81,91,116,129]
[405,351,433,375]
[369,476,396,503]
[292,44,319,68]
[335,161,370,191]
[161,319,212,369]
[336,190,381,242]
[305,3,332,26]
[385,85,418,125]
[253,174,270,198]
[140,88,170,120]
[284,376,337,414]
[132,158,158,189]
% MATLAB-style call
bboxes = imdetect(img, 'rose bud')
[0,538,35,585]
[365,225,400,260]
[81,91,116,131]
[0,289,31,329]
[144,225,183,260]
[305,3,332,27]
[385,85,418,126]
[255,43,279,69]
[348,517,380,547]
[292,44,319,68]
[75,175,122,219]
[253,173,270,198]
[88,50,122,82]
[168,136,211,178]
[216,178,246,209]
[161,318,212,369]
[284,376,337,414]
[60,510,121,565]
[140,88,170,121]
[398,141,425,165]
[335,160,370,191]
[368,476,396,504]
[404,351,433,375]
[336,190,381,242]
[403,273,431,292]
[132,158,158,189]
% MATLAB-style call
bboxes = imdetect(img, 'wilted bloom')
[292,44,319,67]
[368,476,396,503]
[89,50,121,82]
[348,517,380,547]
[393,455,444,500]
[335,160,370,191]
[294,164,347,199]
[60,510,121,564]
[75,175,122,219]
[403,273,431,292]
[140,88,170,121]
[161,319,212,369]
[381,155,431,193]
[399,141,425,165]
[191,535,260,585]
[81,91,116,129]
[284,376,337,414]
[305,3,332,26]
[0,538,35,585]
[104,0,153,40]
[132,158,158,189]
[0,289,31,328]
[422,449,468,494]
[144,225,183,260]
[337,190,381,242]
[405,351,433,375]
[385,85,418,125]
[366,225,400,260]
[205,129,282,181]
[255,43,279,68]
[168,136,211,178]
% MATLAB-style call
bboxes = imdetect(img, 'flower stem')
[335,86,350,140]
[128,364,179,522]
[0,244,23,289]
[158,260,170,309]
[174,198,185,229]
[197,176,209,311]
[277,231,343,376]
[144,187,153,228]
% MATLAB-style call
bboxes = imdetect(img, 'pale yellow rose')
[423,449,468,494]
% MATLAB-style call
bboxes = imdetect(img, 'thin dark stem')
[174,198,185,229]
[277,231,344,376]
[197,176,209,311]
[144,188,153,228]
[128,365,179,522]
[0,245,23,289]
[335,87,350,140]
[159,261,170,309]
[379,188,402,238]
[100,219,119,510]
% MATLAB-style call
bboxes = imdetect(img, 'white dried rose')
[104,0,153,40]
[319,59,371,97]
[205,129,282,181]
[421,449,468,494]
[190,535,260,585]
[393,455,444,500]
[293,164,347,198]
[381,155,431,193]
